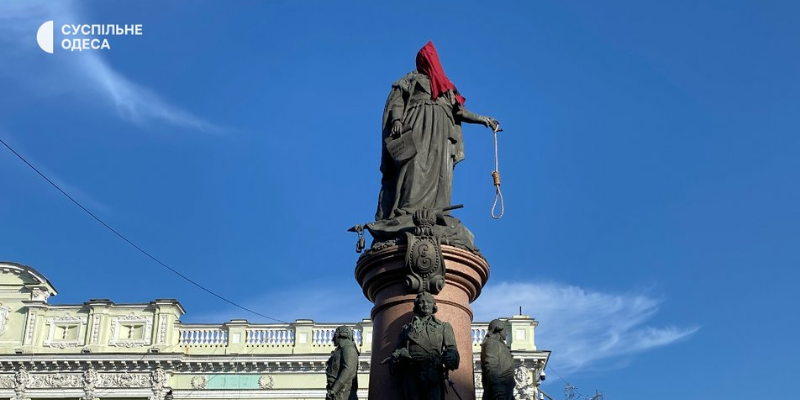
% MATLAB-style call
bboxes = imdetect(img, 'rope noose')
[490,124,505,219]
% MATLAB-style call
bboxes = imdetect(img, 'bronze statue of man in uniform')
[325,326,359,400]
[480,319,515,400]
[388,292,459,400]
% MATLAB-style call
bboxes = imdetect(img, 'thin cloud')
[188,279,697,375]
[473,282,698,373]
[0,1,224,134]
[76,56,224,134]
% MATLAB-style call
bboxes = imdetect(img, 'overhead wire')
[0,136,287,324]
[545,363,570,386]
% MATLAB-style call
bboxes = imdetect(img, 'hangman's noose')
[490,123,505,219]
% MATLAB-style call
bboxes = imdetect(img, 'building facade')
[0,262,549,400]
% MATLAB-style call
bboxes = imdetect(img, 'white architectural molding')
[83,367,99,400]
[258,375,274,390]
[14,365,31,400]
[29,373,82,388]
[150,367,167,391]
[43,314,87,348]
[513,366,534,400]
[31,287,51,302]
[0,374,14,388]
[24,311,36,345]
[0,303,10,336]
[150,366,168,400]
[90,315,101,344]
[109,313,153,348]
[158,316,167,344]
[100,373,150,388]
[190,376,207,389]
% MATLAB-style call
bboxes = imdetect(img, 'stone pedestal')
[355,245,490,400]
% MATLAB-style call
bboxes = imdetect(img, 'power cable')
[545,364,570,386]
[0,136,287,323]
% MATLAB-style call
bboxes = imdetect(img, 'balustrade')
[471,324,488,346]
[310,325,363,347]
[178,327,228,347]
[176,321,506,351]
[246,327,295,346]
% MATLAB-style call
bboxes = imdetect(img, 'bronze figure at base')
[385,292,460,400]
[480,319,515,400]
[325,326,359,400]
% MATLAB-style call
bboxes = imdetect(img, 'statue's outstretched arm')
[456,105,501,132]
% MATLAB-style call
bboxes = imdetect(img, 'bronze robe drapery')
[377,72,466,221]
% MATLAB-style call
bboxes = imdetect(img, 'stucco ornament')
[83,367,99,400]
[0,303,10,335]
[190,376,207,389]
[513,366,534,400]
[14,365,31,400]
[30,373,82,388]
[102,372,149,387]
[149,366,168,400]
[258,375,274,390]
[31,287,51,302]
[150,366,167,389]
[0,375,15,389]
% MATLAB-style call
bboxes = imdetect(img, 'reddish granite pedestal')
[355,245,490,400]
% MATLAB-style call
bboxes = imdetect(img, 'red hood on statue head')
[415,41,466,105]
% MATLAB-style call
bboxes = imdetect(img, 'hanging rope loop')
[490,124,505,219]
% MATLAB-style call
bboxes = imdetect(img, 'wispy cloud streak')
[474,282,698,373]
[0,1,223,134]
[190,279,696,375]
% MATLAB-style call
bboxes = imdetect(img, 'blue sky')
[1,1,798,398]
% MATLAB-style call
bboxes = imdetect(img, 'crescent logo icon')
[37,20,54,54]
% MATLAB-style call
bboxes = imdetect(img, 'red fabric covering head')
[416,41,466,105]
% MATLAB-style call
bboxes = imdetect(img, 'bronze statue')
[325,326,359,400]
[387,292,459,400]
[377,41,500,222]
[480,319,515,400]
[354,41,500,252]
